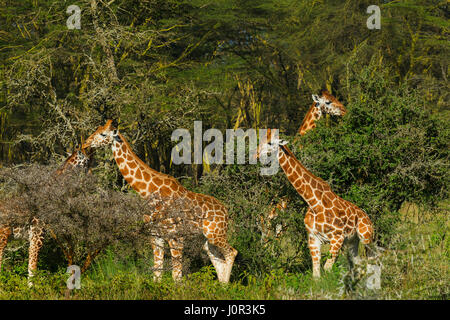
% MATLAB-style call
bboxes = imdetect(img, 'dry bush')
[0,164,208,274]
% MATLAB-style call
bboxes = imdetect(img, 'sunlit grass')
[0,201,448,300]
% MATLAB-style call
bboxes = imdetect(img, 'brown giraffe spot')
[298,185,305,195]
[142,171,150,181]
[286,165,293,175]
[153,177,163,186]
[309,198,318,206]
[304,184,313,200]
[129,161,137,169]
[171,183,179,192]
[323,191,334,202]
[336,209,345,218]
[148,182,159,193]
[333,199,343,209]
[303,173,311,183]
[334,218,344,228]
[294,179,302,189]
[290,171,299,182]
[121,166,129,176]
[116,157,124,165]
[135,169,142,180]
[316,214,324,223]
[314,189,322,199]
[134,181,147,190]
[322,195,332,208]
[288,158,296,168]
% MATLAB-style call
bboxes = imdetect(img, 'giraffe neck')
[298,103,322,136]
[112,133,185,199]
[277,145,331,211]
[55,150,89,175]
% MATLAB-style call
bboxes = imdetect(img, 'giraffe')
[298,90,347,136]
[82,120,238,283]
[0,148,91,280]
[260,90,347,243]
[256,129,374,278]
[259,197,288,244]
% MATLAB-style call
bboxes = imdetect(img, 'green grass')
[0,202,448,300]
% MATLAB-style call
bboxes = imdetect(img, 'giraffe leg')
[0,227,11,272]
[168,238,183,282]
[324,236,344,272]
[308,233,322,278]
[28,219,44,285]
[151,237,165,282]
[347,234,361,267]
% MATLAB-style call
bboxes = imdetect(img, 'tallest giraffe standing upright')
[82,120,237,283]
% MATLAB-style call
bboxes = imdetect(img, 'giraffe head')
[71,149,90,168]
[254,129,288,159]
[82,119,123,149]
[56,147,90,175]
[311,90,347,116]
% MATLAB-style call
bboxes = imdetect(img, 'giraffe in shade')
[0,148,91,280]
[256,129,374,278]
[82,120,237,283]
[261,90,347,243]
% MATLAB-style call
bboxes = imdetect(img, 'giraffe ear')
[312,94,320,103]
[279,139,288,146]
[104,119,113,129]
